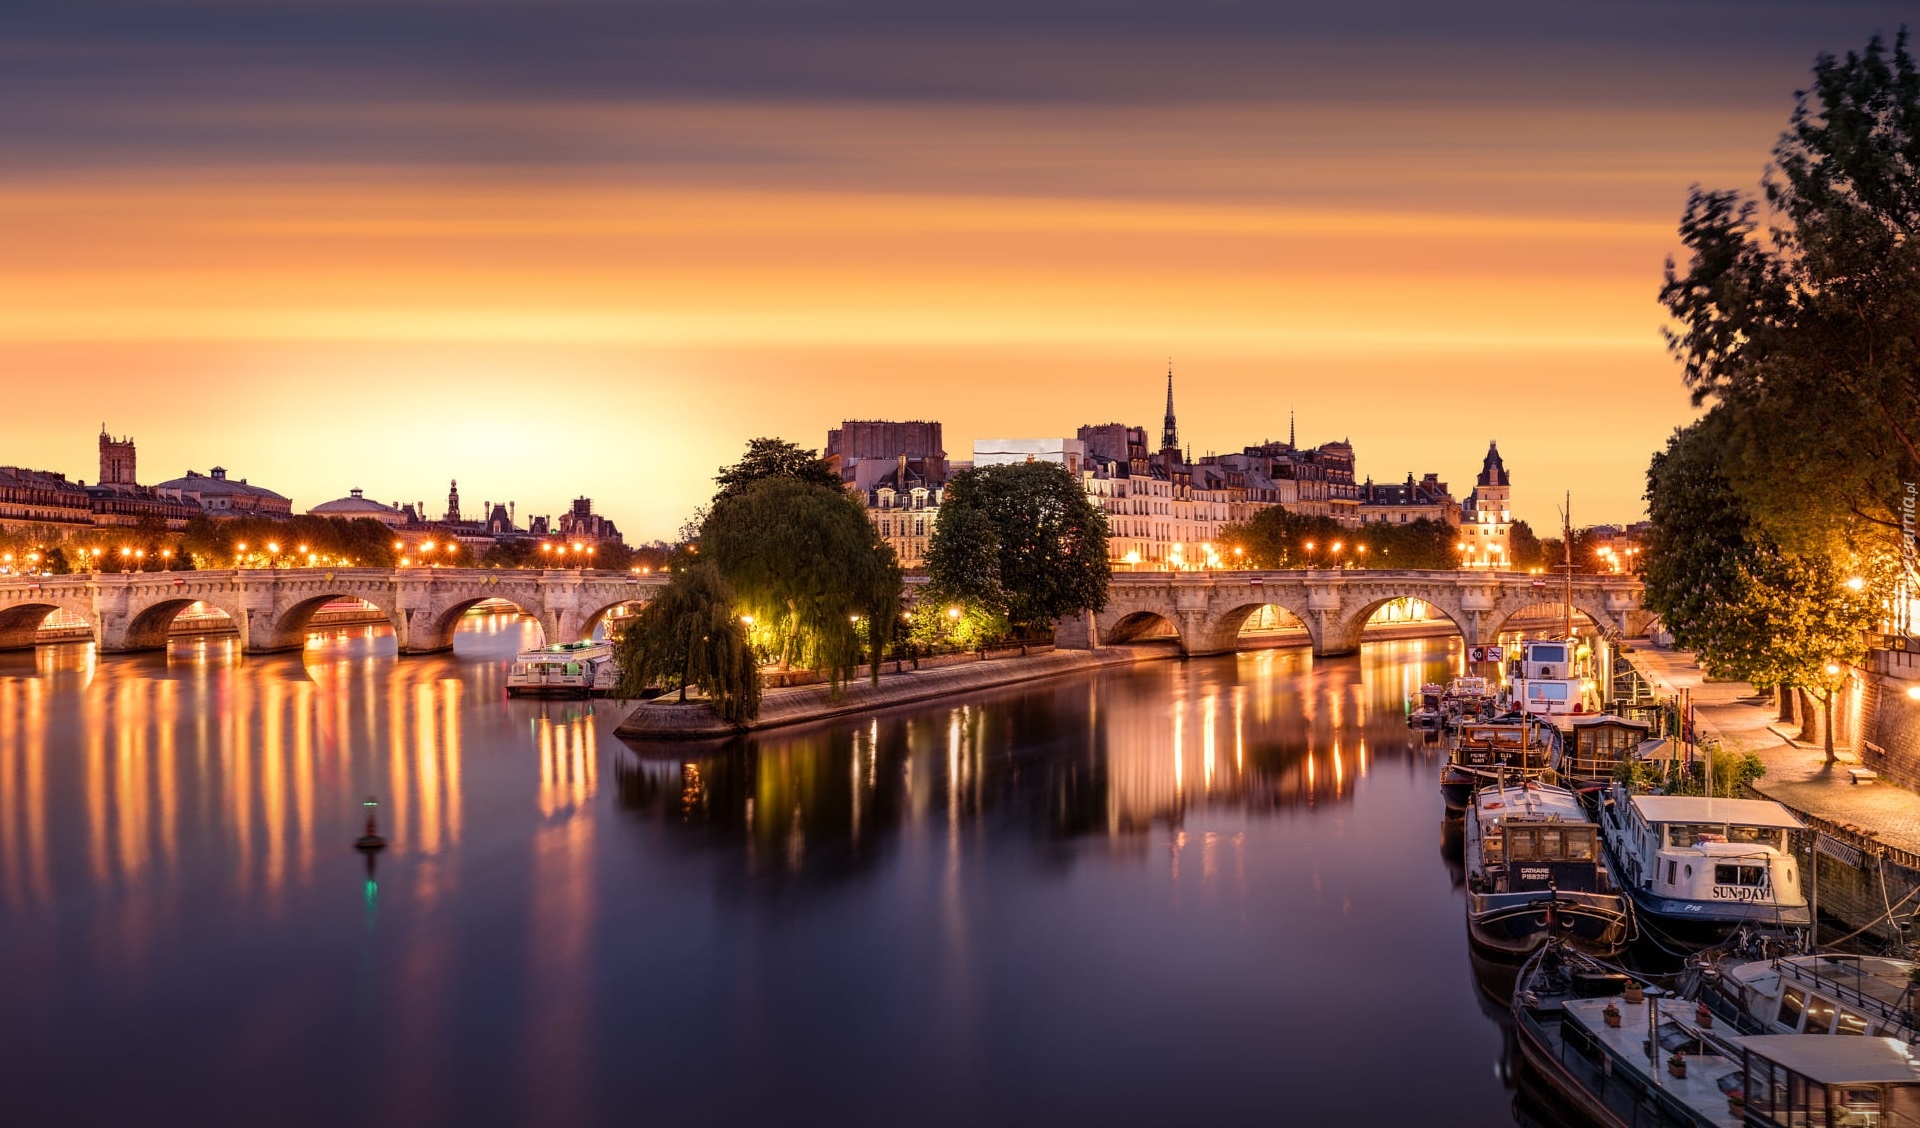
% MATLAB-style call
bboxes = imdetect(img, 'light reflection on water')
[0,616,1565,1127]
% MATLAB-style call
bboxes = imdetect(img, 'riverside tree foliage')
[700,439,901,689]
[612,563,761,724]
[1646,31,1917,760]
[1646,419,1881,762]
[924,461,1108,636]
[1218,506,1459,570]
[1660,31,1920,559]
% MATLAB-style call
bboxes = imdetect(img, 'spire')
[1289,408,1295,449]
[1160,361,1179,453]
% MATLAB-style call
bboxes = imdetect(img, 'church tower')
[1159,363,1180,455]
[445,479,461,524]
[98,426,136,486]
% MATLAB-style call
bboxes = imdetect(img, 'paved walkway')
[1627,646,1920,863]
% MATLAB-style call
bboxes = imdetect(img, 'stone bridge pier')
[1060,569,1648,658]
[0,568,666,657]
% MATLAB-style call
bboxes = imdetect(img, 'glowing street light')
[1847,576,1866,592]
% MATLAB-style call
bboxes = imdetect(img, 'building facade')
[1460,442,1512,569]
[1357,473,1460,526]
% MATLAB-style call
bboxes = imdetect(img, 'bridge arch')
[114,589,249,652]
[411,595,548,654]
[1491,592,1616,639]
[0,600,92,650]
[1103,610,1184,645]
[1192,593,1320,654]
[566,596,651,643]
[1315,593,1471,658]
[253,591,404,653]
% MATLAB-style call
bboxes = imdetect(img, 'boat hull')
[1627,891,1810,949]
[1468,892,1631,959]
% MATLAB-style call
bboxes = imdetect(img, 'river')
[0,614,1570,1127]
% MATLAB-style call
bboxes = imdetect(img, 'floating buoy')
[355,794,387,851]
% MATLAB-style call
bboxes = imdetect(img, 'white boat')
[1505,638,1594,725]
[1598,789,1810,947]
[506,640,616,698]
[1464,780,1630,958]
[1516,940,1920,1128]
[1692,952,1920,1043]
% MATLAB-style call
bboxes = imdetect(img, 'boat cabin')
[1556,714,1654,782]
[1455,721,1556,771]
[1738,1035,1920,1128]
[1515,639,1573,680]
[1605,792,1805,909]
[1720,954,1920,1043]
[1473,786,1604,893]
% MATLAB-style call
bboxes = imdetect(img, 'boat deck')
[1559,996,1742,1127]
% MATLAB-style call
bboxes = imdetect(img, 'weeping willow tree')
[700,475,901,691]
[612,563,761,725]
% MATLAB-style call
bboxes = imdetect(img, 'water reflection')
[1,621,1550,1127]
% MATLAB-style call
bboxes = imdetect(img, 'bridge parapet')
[1069,569,1645,657]
[0,568,667,656]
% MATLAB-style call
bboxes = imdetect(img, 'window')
[1528,683,1569,702]
[1538,828,1563,859]
[1728,826,1786,851]
[1668,823,1729,847]
[1714,864,1766,887]
[1504,829,1532,861]
[1837,1010,1870,1036]
[1564,830,1595,861]
[1803,996,1836,1035]
[1779,988,1807,1029]
[1667,860,1677,885]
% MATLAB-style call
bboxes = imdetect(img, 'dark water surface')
[0,617,1555,1127]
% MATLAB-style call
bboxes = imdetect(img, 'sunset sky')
[2,1,1908,538]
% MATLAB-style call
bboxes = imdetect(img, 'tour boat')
[1689,952,1920,1044]
[1551,713,1657,794]
[1598,789,1810,948]
[1464,780,1631,958]
[1441,675,1494,729]
[1440,718,1558,811]
[1515,940,1920,1128]
[506,639,618,698]
[1503,638,1595,725]
[1409,682,1445,727]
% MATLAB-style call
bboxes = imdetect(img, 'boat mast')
[1561,491,1573,640]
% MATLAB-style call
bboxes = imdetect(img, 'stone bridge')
[1055,569,1650,657]
[0,568,667,655]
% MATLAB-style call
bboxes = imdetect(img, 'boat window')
[1779,987,1807,1029]
[1667,860,1677,885]
[1530,645,1567,664]
[1789,1074,1829,1127]
[1836,1010,1870,1036]
[1563,830,1595,861]
[1728,826,1786,851]
[1537,829,1563,859]
[1667,822,1728,847]
[566,663,581,675]
[1803,996,1836,1035]
[1505,829,1533,861]
[1714,864,1767,887]
[1527,683,1569,702]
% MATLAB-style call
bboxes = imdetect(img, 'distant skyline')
[2,2,1910,537]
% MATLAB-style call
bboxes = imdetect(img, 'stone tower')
[445,479,461,524]
[98,426,136,486]
[1463,441,1512,569]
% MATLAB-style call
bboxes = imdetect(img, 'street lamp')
[1847,576,1866,592]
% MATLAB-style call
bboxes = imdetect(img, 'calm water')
[0,616,1562,1127]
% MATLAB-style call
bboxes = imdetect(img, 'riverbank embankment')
[1628,645,1920,943]
[615,645,1168,742]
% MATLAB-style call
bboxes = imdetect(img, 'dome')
[307,488,406,527]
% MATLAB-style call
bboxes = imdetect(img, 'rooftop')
[1629,794,1804,829]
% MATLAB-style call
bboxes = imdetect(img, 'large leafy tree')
[1645,418,1882,763]
[1661,31,1920,559]
[712,437,843,505]
[1217,506,1342,569]
[613,564,761,724]
[926,462,1108,635]
[701,477,901,688]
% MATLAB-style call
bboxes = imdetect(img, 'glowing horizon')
[2,2,1906,537]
